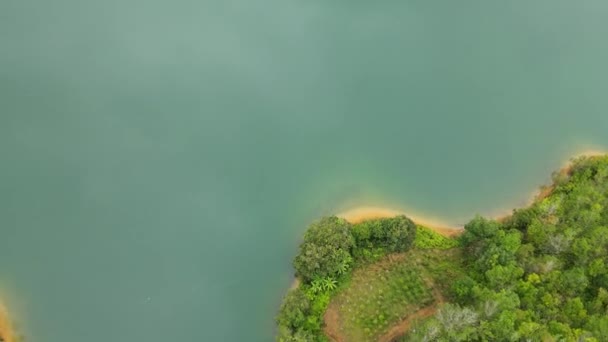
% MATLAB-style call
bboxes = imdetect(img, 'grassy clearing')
[329,248,465,341]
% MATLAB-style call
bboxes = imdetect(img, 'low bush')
[414,225,460,249]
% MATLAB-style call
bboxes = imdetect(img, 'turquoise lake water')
[2,1,608,341]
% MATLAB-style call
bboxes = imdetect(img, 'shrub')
[276,287,331,342]
[293,216,354,282]
[276,288,311,333]
[352,215,416,255]
[414,225,460,249]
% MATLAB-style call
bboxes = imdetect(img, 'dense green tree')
[293,216,354,282]
[586,315,608,341]
[451,276,478,304]
[484,263,524,289]
[460,216,501,247]
[351,215,416,255]
[451,156,608,341]
[276,288,311,333]
[478,310,518,341]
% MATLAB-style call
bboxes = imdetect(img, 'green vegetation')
[293,216,355,283]
[402,155,608,341]
[277,215,417,341]
[351,216,417,263]
[279,155,608,342]
[276,286,331,341]
[333,257,433,341]
[414,226,460,250]
[331,248,464,341]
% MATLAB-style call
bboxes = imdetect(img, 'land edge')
[282,149,606,342]
[0,299,17,342]
[336,150,606,233]
[2,151,605,342]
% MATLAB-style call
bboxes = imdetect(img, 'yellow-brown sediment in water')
[0,300,18,342]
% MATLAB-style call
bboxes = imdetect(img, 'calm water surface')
[2,1,608,341]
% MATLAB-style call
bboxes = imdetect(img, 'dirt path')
[323,303,343,342]
[324,296,438,342]
[377,305,437,342]
[377,277,444,342]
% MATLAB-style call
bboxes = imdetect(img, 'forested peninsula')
[277,155,608,341]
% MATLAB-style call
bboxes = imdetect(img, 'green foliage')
[402,304,479,342]
[279,215,419,341]
[451,276,478,304]
[435,304,479,338]
[351,215,416,258]
[332,255,434,341]
[281,155,608,341]
[403,155,608,342]
[276,288,311,336]
[460,216,501,247]
[276,286,333,342]
[451,156,608,340]
[293,216,355,282]
[414,225,460,249]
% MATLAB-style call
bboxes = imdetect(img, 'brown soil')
[323,303,343,342]
[376,306,437,342]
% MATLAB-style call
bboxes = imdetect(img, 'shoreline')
[281,149,607,340]
[337,206,462,237]
[289,149,607,291]
[339,149,607,235]
[0,300,17,342]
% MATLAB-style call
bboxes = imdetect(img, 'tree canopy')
[293,216,354,282]
[405,156,608,341]
[280,156,608,342]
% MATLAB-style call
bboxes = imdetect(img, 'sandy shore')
[0,300,17,342]
[337,206,462,237]
[338,150,607,236]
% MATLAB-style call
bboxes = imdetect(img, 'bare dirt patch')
[323,303,343,342]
